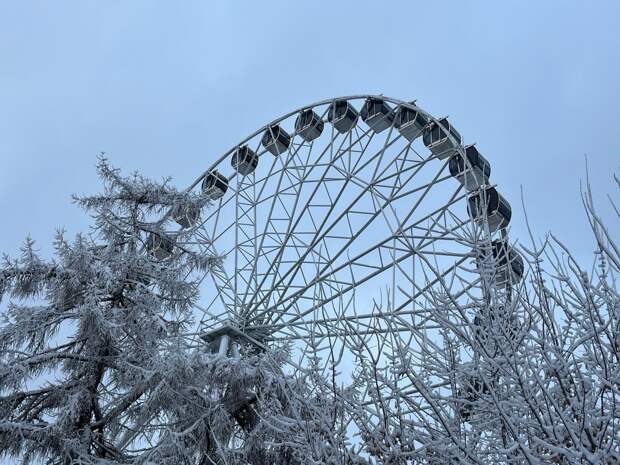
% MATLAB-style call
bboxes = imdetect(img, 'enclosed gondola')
[261,125,291,156]
[202,170,228,200]
[449,145,491,191]
[231,145,259,176]
[360,97,394,133]
[477,240,525,286]
[472,305,519,351]
[394,104,428,142]
[327,99,359,134]
[422,117,462,159]
[467,186,511,233]
[295,109,324,142]
[456,364,491,421]
[172,203,201,229]
[146,232,175,260]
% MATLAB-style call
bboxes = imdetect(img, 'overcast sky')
[1,1,618,266]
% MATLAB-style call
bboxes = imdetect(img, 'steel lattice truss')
[155,95,523,437]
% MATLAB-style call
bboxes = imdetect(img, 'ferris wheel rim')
[183,95,464,194]
[163,93,523,356]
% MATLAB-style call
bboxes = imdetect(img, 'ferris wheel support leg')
[231,342,240,359]
[218,334,231,357]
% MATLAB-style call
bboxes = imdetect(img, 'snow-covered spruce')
[0,159,359,464]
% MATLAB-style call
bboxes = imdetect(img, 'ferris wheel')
[147,95,524,440]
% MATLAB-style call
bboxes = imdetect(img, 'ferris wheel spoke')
[194,139,309,318]
[197,145,293,243]
[234,129,367,306]
[258,208,471,331]
[240,129,378,317]
[264,242,471,336]
[248,128,424,314]
[246,135,434,318]
[258,176,468,321]
[276,155,450,302]
[233,139,314,314]
[261,302,427,343]
[182,226,239,317]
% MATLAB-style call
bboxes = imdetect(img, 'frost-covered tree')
[351,174,620,465]
[0,158,216,462]
[0,159,358,465]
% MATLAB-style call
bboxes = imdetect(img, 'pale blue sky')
[1,1,619,263]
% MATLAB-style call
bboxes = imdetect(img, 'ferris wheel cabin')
[261,125,291,156]
[202,170,228,200]
[295,109,324,142]
[456,365,490,421]
[328,99,359,134]
[394,104,428,142]
[146,232,175,260]
[467,186,512,233]
[172,203,201,229]
[423,117,462,159]
[231,145,259,176]
[473,305,519,348]
[360,97,394,133]
[449,145,491,191]
[477,240,525,286]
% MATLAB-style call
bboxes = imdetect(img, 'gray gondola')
[477,240,525,286]
[146,232,175,260]
[261,125,291,156]
[473,305,519,350]
[231,145,258,176]
[327,99,359,134]
[449,145,491,191]
[172,203,201,229]
[295,109,324,142]
[202,170,228,200]
[360,97,394,133]
[423,117,462,159]
[456,365,490,421]
[467,186,512,233]
[394,104,428,142]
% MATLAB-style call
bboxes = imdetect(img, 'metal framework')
[159,95,522,444]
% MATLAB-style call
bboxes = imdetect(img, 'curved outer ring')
[183,95,465,194]
[177,95,519,314]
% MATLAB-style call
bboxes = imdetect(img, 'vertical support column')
[218,334,231,357]
[231,342,240,359]
[236,169,258,320]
